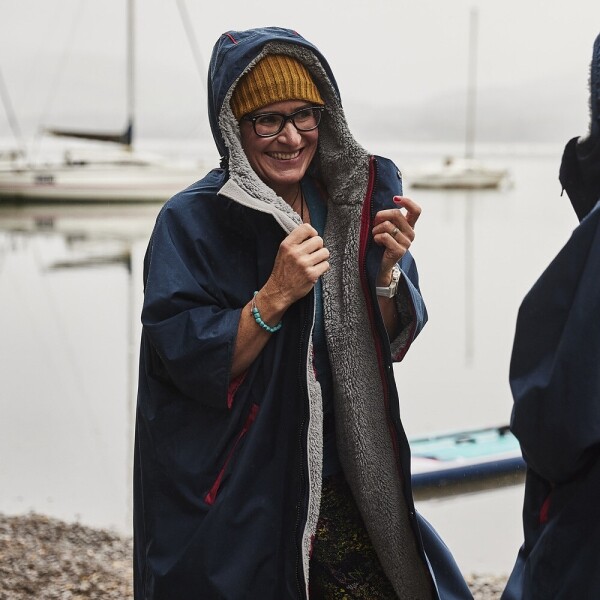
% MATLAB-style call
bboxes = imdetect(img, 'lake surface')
[0,140,579,576]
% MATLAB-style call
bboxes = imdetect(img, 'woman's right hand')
[262,223,330,311]
[231,224,329,378]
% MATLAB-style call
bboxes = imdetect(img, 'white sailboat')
[0,0,206,203]
[410,9,508,190]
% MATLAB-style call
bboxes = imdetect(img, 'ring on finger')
[391,227,399,238]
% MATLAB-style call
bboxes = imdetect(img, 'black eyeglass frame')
[241,106,326,138]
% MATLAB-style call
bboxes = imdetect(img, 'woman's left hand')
[372,196,421,286]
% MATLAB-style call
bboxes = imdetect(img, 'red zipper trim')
[358,157,403,473]
[359,159,435,588]
[204,403,259,505]
[539,492,552,524]
[227,372,247,410]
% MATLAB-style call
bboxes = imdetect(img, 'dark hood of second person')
[559,32,600,221]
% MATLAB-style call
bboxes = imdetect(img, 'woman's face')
[239,99,319,199]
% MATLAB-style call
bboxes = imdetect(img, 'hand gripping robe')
[133,26,471,600]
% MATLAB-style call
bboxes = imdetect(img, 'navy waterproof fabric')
[502,202,600,599]
[134,26,471,600]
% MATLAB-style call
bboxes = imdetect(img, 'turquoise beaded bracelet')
[251,291,282,333]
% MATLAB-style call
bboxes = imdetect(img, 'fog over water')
[1,0,600,145]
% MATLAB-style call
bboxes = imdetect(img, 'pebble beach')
[0,512,507,599]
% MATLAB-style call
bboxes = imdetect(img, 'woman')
[134,26,470,600]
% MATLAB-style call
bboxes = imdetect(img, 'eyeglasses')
[242,106,325,138]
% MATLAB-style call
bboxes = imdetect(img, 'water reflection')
[0,202,156,533]
[464,192,475,365]
[0,202,159,240]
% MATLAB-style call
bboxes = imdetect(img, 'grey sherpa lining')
[579,33,600,146]
[217,43,431,599]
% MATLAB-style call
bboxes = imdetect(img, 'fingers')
[269,224,330,304]
[394,196,421,228]
[372,197,421,275]
[373,196,422,230]
[281,225,328,260]
[372,196,421,260]
[286,222,319,243]
[372,230,411,267]
[371,216,414,246]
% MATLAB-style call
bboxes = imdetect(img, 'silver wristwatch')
[376,265,401,298]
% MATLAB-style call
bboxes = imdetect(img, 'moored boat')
[0,147,203,203]
[410,425,525,499]
[0,0,207,204]
[408,10,509,191]
[409,157,509,190]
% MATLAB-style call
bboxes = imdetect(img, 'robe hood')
[559,32,600,221]
[205,26,373,242]
[207,27,340,161]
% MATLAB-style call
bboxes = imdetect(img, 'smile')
[267,150,301,160]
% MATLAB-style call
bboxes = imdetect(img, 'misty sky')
[1,0,600,144]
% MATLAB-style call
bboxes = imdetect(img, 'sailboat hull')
[409,159,508,190]
[0,158,203,203]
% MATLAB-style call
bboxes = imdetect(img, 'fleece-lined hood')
[207,26,378,248]
[559,32,600,221]
[207,27,340,160]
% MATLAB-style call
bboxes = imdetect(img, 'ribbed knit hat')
[230,54,324,120]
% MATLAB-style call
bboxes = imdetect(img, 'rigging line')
[32,0,89,157]
[0,63,26,157]
[175,0,208,97]
[465,7,479,160]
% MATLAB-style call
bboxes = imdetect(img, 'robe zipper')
[204,403,259,505]
[358,156,436,591]
[294,291,315,600]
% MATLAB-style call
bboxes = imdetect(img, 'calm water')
[0,141,579,575]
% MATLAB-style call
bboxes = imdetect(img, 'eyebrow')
[250,103,313,117]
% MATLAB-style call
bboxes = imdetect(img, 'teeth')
[269,150,300,160]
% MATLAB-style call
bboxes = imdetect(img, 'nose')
[276,120,302,144]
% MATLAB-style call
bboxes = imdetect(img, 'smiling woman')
[133,26,471,600]
[233,54,324,206]
[239,101,320,215]
[239,102,322,208]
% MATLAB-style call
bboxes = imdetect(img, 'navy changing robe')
[502,201,600,599]
[134,26,472,600]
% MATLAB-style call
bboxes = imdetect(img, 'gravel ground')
[0,512,507,599]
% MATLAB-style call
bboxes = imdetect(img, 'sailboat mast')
[126,0,135,149]
[465,8,478,160]
[0,64,26,158]
[47,2,134,147]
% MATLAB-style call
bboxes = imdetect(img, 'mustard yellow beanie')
[230,54,324,120]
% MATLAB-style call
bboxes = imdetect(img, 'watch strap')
[376,265,401,298]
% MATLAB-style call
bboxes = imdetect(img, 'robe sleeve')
[390,250,428,362]
[140,202,242,410]
[509,204,600,483]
